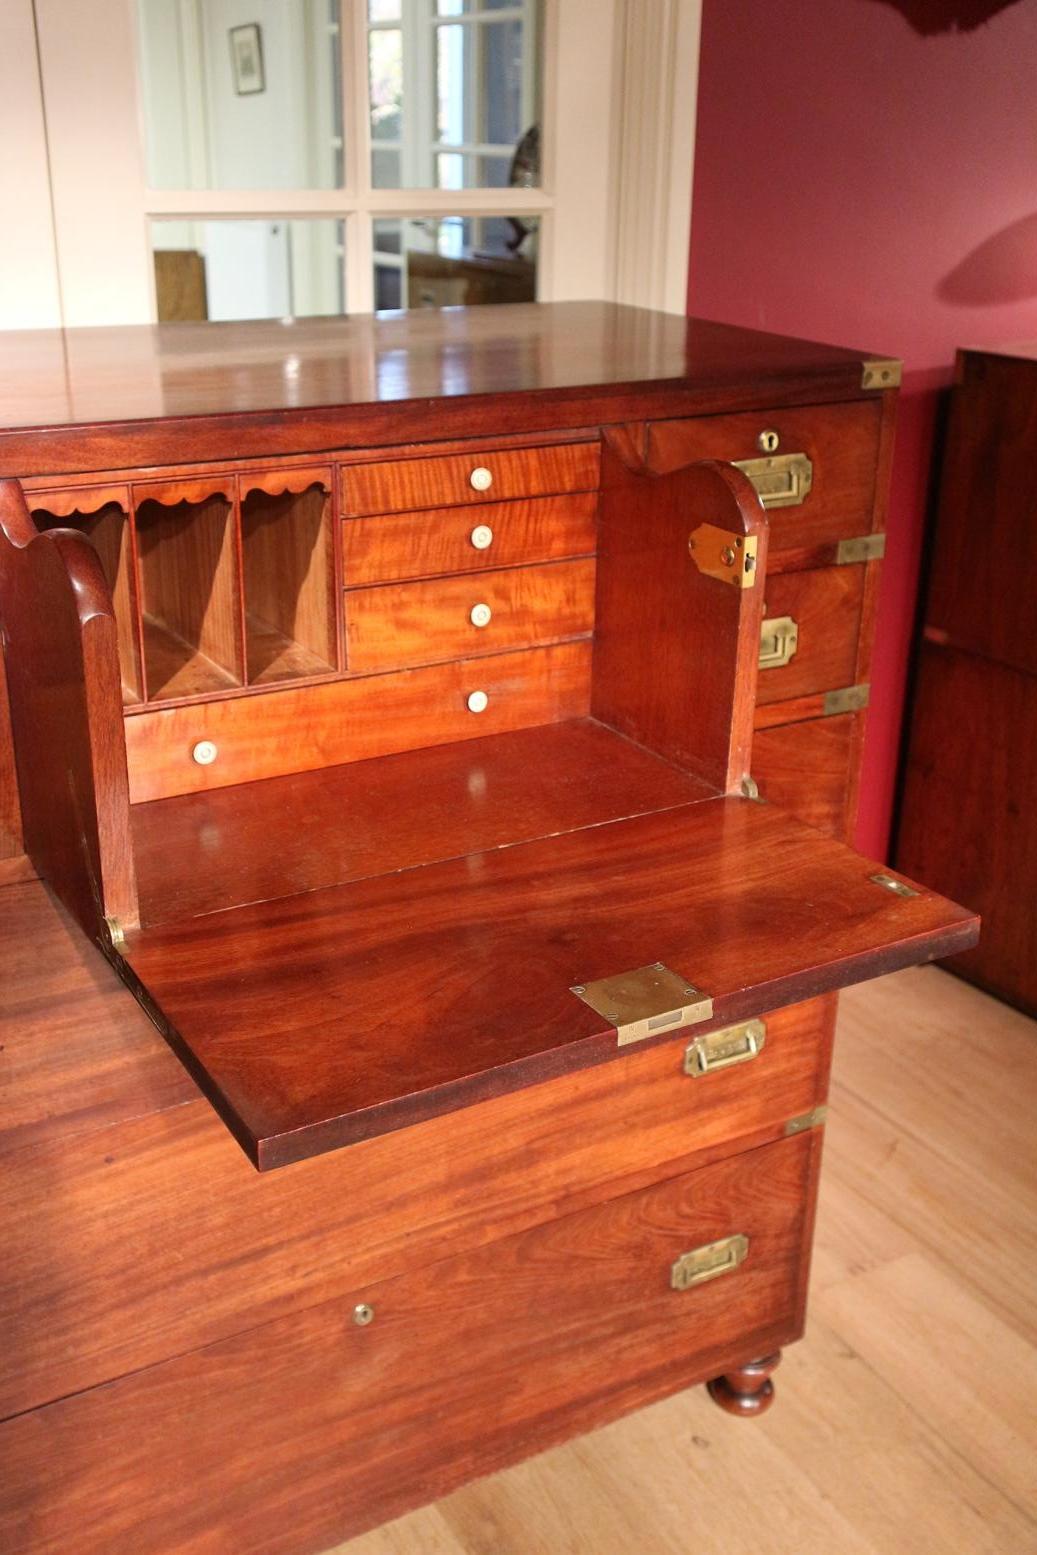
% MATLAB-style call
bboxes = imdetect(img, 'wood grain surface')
[0,1132,819,1555]
[345,557,596,672]
[647,399,882,554]
[752,712,861,840]
[121,793,976,1167]
[342,441,600,517]
[0,304,882,476]
[592,444,767,792]
[123,640,592,802]
[131,720,715,924]
[341,492,597,585]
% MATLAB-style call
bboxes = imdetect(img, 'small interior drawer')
[345,559,596,673]
[647,400,882,554]
[757,563,865,707]
[342,493,598,586]
[752,714,859,840]
[342,442,601,518]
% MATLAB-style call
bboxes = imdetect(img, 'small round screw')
[720,545,736,566]
[572,984,586,995]
[353,1303,375,1327]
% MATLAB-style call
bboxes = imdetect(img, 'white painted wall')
[0,0,62,328]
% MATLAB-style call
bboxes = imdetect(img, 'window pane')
[370,3,540,189]
[150,219,345,322]
[372,216,537,311]
[369,0,400,18]
[137,0,344,190]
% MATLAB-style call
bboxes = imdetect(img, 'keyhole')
[757,428,780,454]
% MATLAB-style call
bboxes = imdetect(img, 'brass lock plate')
[759,615,798,670]
[671,1233,749,1291]
[571,963,713,1047]
[684,1018,766,1077]
[732,451,813,509]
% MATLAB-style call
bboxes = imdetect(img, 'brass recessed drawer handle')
[671,1234,749,1291]
[683,1018,766,1077]
[733,451,813,509]
[758,615,798,670]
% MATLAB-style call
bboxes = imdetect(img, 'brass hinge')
[861,357,902,390]
[836,532,886,566]
[104,914,126,952]
[784,1104,828,1136]
[824,683,870,716]
[732,452,814,509]
[688,524,759,590]
[571,963,713,1047]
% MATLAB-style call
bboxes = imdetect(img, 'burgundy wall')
[687,0,1037,857]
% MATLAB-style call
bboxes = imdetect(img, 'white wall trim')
[607,0,700,314]
[0,0,62,328]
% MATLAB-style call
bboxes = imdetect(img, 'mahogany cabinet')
[896,345,1037,1015]
[0,304,974,1552]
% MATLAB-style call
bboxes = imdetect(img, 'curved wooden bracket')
[0,479,138,938]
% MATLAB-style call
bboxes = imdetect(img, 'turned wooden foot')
[707,1351,781,1416]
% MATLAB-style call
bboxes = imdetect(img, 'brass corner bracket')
[861,358,902,391]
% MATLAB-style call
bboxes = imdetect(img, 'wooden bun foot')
[706,1351,781,1416]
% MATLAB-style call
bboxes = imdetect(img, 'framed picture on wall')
[229,24,265,96]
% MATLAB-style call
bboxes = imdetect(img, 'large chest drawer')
[0,1129,821,1553]
[648,400,882,553]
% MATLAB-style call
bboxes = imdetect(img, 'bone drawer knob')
[470,602,492,628]
[192,740,218,766]
[469,466,493,492]
[466,690,489,714]
[470,523,494,550]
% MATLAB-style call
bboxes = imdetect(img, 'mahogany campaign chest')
[0,303,975,1553]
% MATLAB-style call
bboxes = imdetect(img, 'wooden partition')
[240,472,335,684]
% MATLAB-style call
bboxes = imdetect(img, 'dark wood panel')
[0,881,193,1165]
[341,492,598,585]
[757,564,865,707]
[593,444,766,792]
[132,720,714,926]
[343,441,601,517]
[345,558,596,672]
[0,966,832,1418]
[0,481,137,937]
[0,305,882,477]
[0,648,24,864]
[124,640,593,803]
[752,713,860,840]
[0,1133,819,1555]
[924,352,1037,677]
[647,399,882,553]
[122,794,976,1167]
[896,641,1033,1014]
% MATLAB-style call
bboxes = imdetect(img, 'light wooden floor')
[333,966,1037,1555]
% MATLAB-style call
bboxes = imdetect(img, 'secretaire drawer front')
[346,558,597,672]
[343,442,601,517]
[757,564,865,707]
[753,714,860,840]
[9,1134,819,1554]
[648,401,882,553]
[342,493,598,585]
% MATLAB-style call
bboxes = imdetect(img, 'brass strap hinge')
[836,532,886,565]
[784,1104,828,1137]
[688,524,759,589]
[571,963,713,1047]
[861,357,902,390]
[824,683,870,717]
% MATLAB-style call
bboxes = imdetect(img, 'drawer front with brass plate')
[342,442,601,518]
[342,492,598,586]
[757,565,865,709]
[647,400,882,554]
[345,558,596,673]
[9,1132,820,1551]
